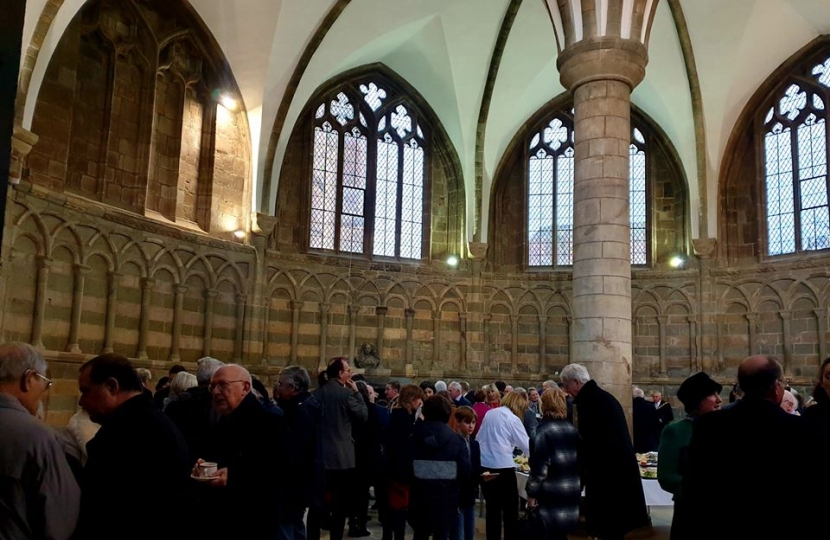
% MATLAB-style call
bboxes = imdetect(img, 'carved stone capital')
[692,237,718,259]
[467,241,489,261]
[558,37,648,91]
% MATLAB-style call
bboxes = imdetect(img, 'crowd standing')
[2,343,830,540]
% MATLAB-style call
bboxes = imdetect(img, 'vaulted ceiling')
[20,0,830,241]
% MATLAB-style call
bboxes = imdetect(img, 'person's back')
[632,393,660,452]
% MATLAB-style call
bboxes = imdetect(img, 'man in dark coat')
[76,354,191,540]
[407,395,470,540]
[651,390,674,435]
[276,365,322,540]
[198,363,290,539]
[308,357,368,540]
[683,355,827,539]
[560,363,650,540]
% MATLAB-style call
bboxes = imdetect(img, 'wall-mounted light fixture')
[446,254,459,268]
[669,255,686,269]
[233,229,246,240]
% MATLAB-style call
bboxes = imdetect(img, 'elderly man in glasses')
[195,363,289,538]
[0,342,80,540]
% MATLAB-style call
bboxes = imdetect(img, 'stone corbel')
[10,126,38,184]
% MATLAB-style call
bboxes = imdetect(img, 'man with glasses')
[0,342,79,539]
[196,363,289,538]
[76,353,190,540]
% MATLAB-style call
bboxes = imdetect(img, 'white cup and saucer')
[191,461,218,482]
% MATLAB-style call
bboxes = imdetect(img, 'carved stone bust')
[355,342,380,369]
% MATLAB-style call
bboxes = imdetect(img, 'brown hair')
[454,405,477,424]
[501,390,528,419]
[540,387,568,420]
[398,384,424,411]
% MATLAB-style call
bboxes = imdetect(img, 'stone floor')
[320,504,673,539]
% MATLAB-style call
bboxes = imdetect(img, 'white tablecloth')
[516,472,674,507]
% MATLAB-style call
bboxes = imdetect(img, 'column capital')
[745,312,759,322]
[140,277,155,288]
[376,306,388,316]
[557,37,648,92]
[778,311,792,321]
[320,303,331,313]
[692,237,718,259]
[405,308,415,318]
[174,284,188,294]
[204,288,218,299]
[814,308,827,318]
[237,294,248,304]
[349,304,360,315]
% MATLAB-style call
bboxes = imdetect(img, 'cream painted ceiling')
[20,0,830,242]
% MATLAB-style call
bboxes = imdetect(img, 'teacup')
[198,461,218,478]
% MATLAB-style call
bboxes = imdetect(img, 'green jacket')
[656,417,693,500]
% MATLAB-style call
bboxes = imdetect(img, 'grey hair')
[196,357,225,386]
[170,371,198,395]
[633,387,645,398]
[0,343,47,383]
[434,380,447,392]
[135,368,152,385]
[448,381,462,392]
[280,365,310,393]
[542,379,556,388]
[513,387,528,398]
[560,363,591,384]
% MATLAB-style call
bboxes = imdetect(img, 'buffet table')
[516,471,673,507]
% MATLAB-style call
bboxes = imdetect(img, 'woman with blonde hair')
[472,384,500,437]
[525,387,581,539]
[476,388,529,540]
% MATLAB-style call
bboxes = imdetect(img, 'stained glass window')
[309,78,427,259]
[763,54,830,256]
[527,115,649,267]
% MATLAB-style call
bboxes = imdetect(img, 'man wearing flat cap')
[656,371,721,540]
[682,355,829,539]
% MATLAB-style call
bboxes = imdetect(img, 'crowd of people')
[2,342,830,540]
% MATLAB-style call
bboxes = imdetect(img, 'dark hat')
[677,372,722,411]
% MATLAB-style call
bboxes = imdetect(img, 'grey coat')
[0,393,80,540]
[313,379,368,469]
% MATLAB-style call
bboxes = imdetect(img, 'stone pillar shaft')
[376,306,388,361]
[137,278,154,359]
[234,294,246,362]
[203,289,217,357]
[348,305,359,361]
[102,272,120,353]
[319,303,330,367]
[459,313,468,372]
[570,78,633,403]
[432,310,441,369]
[66,264,89,353]
[290,300,302,363]
[169,285,186,362]
[405,309,415,366]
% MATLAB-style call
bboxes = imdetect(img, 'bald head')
[738,355,783,403]
[215,364,252,384]
[210,364,252,415]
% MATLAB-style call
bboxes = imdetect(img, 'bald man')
[683,356,827,539]
[198,364,289,538]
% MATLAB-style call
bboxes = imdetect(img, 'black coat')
[458,437,480,507]
[684,397,827,539]
[78,394,190,540]
[385,407,419,481]
[655,400,674,434]
[164,385,216,464]
[573,380,650,538]
[526,418,581,535]
[407,421,471,536]
[632,396,660,453]
[279,390,322,508]
[203,392,290,538]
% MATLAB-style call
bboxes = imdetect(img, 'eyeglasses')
[209,380,246,392]
[25,370,53,390]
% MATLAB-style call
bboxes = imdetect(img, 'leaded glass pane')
[528,151,555,266]
[359,82,387,111]
[798,116,829,251]
[764,128,796,255]
[779,84,806,121]
[633,128,645,145]
[391,105,412,138]
[543,119,568,150]
[310,126,339,250]
[330,92,354,126]
[315,103,325,119]
[374,136,399,257]
[400,141,424,259]
[555,149,574,266]
[812,57,830,88]
[630,146,647,265]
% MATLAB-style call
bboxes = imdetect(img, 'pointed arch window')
[309,81,428,260]
[526,113,649,267]
[762,54,830,256]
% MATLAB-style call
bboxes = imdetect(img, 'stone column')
[549,0,658,421]
[687,315,698,372]
[459,312,468,372]
[31,257,52,348]
[66,264,89,353]
[102,272,120,353]
[657,315,668,376]
[779,311,792,376]
[815,309,828,362]
[432,310,441,369]
[203,289,217,357]
[169,284,187,362]
[509,313,519,372]
[483,314,492,371]
[376,306,388,361]
[348,305,359,361]
[538,315,547,374]
[405,308,415,366]
[137,278,155,359]
[261,295,271,361]
[289,300,303,363]
[715,313,725,373]
[234,294,246,362]
[693,238,717,372]
[319,303,331,367]
[746,312,759,356]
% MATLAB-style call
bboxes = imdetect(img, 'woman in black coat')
[526,387,581,540]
